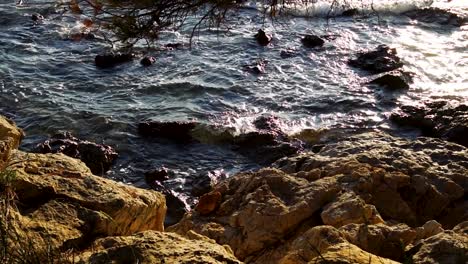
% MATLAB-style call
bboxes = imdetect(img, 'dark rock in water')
[404,7,467,27]
[280,48,297,59]
[234,131,278,147]
[255,29,272,46]
[31,13,44,22]
[138,120,198,142]
[146,180,187,227]
[253,115,282,135]
[243,59,267,74]
[301,35,325,48]
[349,45,403,74]
[69,32,95,41]
[231,115,303,164]
[145,167,170,184]
[369,71,413,90]
[191,170,227,197]
[95,53,134,68]
[165,43,182,49]
[391,101,468,147]
[234,131,302,164]
[342,8,359,17]
[140,56,156,67]
[34,132,118,175]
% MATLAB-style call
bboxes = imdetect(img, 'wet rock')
[138,120,198,142]
[140,56,156,67]
[34,132,118,175]
[146,180,188,227]
[191,170,226,197]
[254,29,271,46]
[95,53,134,68]
[301,34,325,48]
[165,43,182,49]
[233,131,301,164]
[342,8,359,16]
[195,191,222,215]
[404,7,467,27]
[144,167,170,184]
[390,101,468,147]
[368,70,413,90]
[243,59,267,74]
[75,231,241,263]
[169,132,467,262]
[253,114,282,133]
[349,44,403,74]
[31,13,44,22]
[233,115,302,164]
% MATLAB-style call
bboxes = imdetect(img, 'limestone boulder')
[339,223,417,261]
[321,192,384,228]
[74,230,241,264]
[170,132,467,263]
[0,116,23,166]
[279,226,398,264]
[276,132,467,227]
[169,168,341,260]
[7,149,166,251]
[410,229,468,264]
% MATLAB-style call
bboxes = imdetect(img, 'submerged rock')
[138,120,198,142]
[404,7,467,27]
[369,70,413,90]
[279,48,297,58]
[301,34,325,48]
[68,32,95,41]
[349,44,403,74]
[34,132,118,175]
[169,132,467,262]
[95,53,134,68]
[255,29,272,46]
[391,101,468,147]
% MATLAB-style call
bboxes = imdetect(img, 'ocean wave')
[253,0,435,17]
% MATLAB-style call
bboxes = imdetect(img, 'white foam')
[254,0,434,17]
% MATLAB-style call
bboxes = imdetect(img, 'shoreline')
[1,114,467,263]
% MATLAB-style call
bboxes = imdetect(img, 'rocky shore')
[1,114,467,263]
